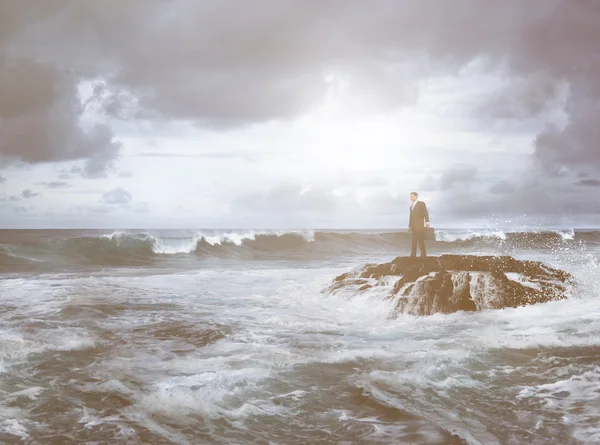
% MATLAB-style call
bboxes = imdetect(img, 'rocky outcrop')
[327,255,574,316]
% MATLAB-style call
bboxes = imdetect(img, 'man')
[408,192,430,257]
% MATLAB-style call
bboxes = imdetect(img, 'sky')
[1,0,600,229]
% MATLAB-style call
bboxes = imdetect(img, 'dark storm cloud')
[0,1,120,176]
[0,57,120,175]
[0,1,559,124]
[55,1,460,126]
[474,74,565,122]
[100,187,132,205]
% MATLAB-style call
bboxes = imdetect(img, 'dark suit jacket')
[409,201,430,229]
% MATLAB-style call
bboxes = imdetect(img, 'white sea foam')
[151,233,203,254]
[434,228,578,244]
[435,230,508,242]
[137,368,273,421]
[201,231,261,246]
[200,229,315,246]
[0,331,30,367]
[0,406,30,440]
[8,387,45,401]
[506,272,543,290]
[0,418,29,440]
[553,228,576,240]
[517,367,600,443]
[82,379,134,396]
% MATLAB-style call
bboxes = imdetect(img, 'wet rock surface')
[328,255,574,316]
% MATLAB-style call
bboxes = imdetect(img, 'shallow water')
[1,229,599,444]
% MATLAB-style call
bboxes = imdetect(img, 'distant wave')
[579,230,600,244]
[0,229,598,268]
[433,229,579,248]
[59,230,318,264]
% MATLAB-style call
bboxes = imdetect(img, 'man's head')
[410,192,418,203]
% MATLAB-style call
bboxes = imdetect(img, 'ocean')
[1,228,599,444]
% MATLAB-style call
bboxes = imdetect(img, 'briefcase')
[424,227,435,240]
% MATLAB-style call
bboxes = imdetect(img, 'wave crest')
[60,230,318,264]
[63,233,157,265]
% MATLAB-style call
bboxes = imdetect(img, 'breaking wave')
[0,229,598,268]
[52,231,318,265]
[434,229,582,248]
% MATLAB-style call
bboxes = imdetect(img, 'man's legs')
[418,229,426,257]
[410,229,418,257]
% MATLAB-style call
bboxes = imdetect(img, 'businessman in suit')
[408,192,430,257]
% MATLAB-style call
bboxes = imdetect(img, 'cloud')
[474,73,566,122]
[0,3,539,126]
[0,3,120,176]
[0,176,5,183]
[100,187,132,205]
[0,59,121,176]
[40,181,71,189]
[415,164,599,224]
[21,189,39,199]
[577,179,600,187]
[433,170,600,224]
[488,179,516,195]
[439,164,478,189]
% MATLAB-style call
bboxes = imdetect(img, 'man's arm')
[408,206,412,230]
[423,202,430,225]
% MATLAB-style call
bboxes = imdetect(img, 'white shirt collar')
[411,199,419,209]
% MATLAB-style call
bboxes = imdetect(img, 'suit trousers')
[411,228,426,257]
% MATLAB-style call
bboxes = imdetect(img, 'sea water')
[0,228,599,444]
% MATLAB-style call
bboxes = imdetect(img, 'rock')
[326,255,574,316]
